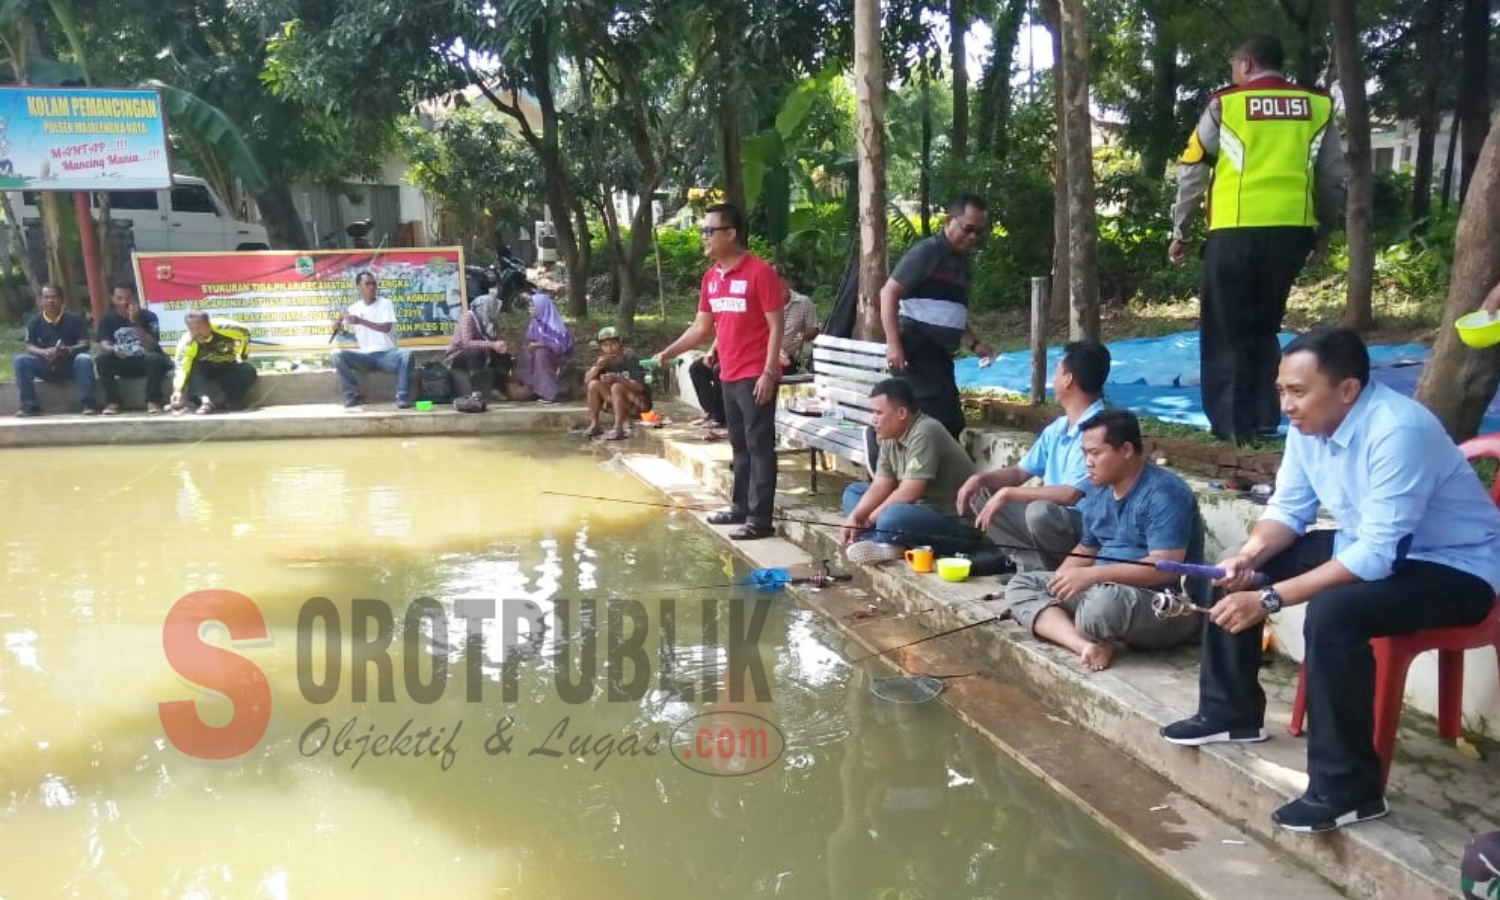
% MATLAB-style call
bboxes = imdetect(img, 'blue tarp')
[954,330,1500,436]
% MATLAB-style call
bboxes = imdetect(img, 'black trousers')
[1199,227,1314,443]
[722,377,777,528]
[1197,530,1495,805]
[688,357,725,425]
[185,361,258,407]
[898,318,964,439]
[96,352,172,405]
[451,349,513,394]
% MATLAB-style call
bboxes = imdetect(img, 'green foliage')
[398,109,542,256]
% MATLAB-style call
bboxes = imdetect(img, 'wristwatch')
[1259,586,1283,614]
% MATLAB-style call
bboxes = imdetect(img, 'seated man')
[1162,327,1500,835]
[584,326,651,440]
[1005,409,1201,672]
[778,274,820,375]
[444,293,512,397]
[95,281,173,414]
[331,271,412,409]
[13,284,96,417]
[170,312,257,414]
[840,377,983,559]
[957,340,1110,572]
[687,340,726,431]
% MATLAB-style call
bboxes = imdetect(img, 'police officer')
[879,194,995,439]
[1168,34,1348,445]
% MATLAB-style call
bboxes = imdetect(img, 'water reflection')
[0,436,1189,899]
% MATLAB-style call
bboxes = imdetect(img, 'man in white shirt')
[330,271,413,409]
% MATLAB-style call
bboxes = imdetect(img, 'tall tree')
[1057,0,1098,340]
[1455,0,1489,202]
[1040,0,1069,323]
[949,0,967,160]
[1413,113,1500,441]
[853,0,885,340]
[1409,0,1450,222]
[1330,0,1374,331]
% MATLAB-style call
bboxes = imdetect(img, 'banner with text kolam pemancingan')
[131,249,469,353]
[0,86,171,191]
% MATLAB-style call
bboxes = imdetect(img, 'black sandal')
[707,511,746,526]
[729,524,776,541]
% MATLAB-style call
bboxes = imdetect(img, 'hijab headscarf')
[525,292,574,356]
[471,293,503,341]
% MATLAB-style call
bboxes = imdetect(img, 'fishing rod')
[539,491,1271,586]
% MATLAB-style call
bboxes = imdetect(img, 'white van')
[10,174,270,252]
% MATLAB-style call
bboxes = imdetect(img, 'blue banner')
[0,87,171,191]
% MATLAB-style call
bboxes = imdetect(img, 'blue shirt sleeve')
[1078,489,1101,548]
[1335,426,1439,581]
[1260,434,1320,535]
[1017,429,1048,479]
[1143,479,1196,552]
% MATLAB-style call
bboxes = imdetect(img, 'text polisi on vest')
[1245,95,1311,121]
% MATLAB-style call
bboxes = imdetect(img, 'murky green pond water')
[0,435,1190,898]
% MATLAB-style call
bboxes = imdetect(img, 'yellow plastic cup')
[1456,310,1500,349]
[936,557,972,582]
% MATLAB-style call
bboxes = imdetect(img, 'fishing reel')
[805,558,853,589]
[1150,577,1203,620]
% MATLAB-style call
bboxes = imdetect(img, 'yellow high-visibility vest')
[1202,87,1333,230]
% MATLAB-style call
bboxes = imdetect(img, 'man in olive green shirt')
[840,378,983,557]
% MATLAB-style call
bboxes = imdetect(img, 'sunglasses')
[699,226,732,238]
[957,222,986,238]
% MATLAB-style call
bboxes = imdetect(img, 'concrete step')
[0,349,591,415]
[618,448,1348,900]
[643,419,1500,900]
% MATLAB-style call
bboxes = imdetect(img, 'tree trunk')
[1411,0,1448,223]
[920,64,933,237]
[1041,0,1069,324]
[1331,0,1374,331]
[1058,0,1099,341]
[1442,106,1461,212]
[853,0,887,341]
[614,178,661,333]
[569,195,593,318]
[975,0,1027,158]
[949,0,968,161]
[1456,0,1489,203]
[254,186,309,249]
[39,192,73,300]
[1140,32,1179,181]
[1412,113,1500,441]
[719,67,747,219]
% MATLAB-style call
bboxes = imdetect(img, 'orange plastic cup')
[904,546,934,573]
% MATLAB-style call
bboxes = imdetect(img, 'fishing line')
[538,490,1268,584]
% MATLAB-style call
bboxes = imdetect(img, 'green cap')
[597,326,619,341]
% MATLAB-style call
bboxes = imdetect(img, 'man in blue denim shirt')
[1162,326,1500,835]
[1006,409,1202,671]
[958,341,1111,571]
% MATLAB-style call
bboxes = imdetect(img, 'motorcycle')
[464,243,533,313]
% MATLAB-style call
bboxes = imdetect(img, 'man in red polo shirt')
[656,203,785,540]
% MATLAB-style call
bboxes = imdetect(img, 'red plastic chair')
[1285,433,1500,786]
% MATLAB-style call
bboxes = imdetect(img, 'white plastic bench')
[774,334,888,492]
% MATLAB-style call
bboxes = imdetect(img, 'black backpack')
[419,362,456,404]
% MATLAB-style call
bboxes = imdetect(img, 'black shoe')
[1160,715,1269,746]
[707,510,746,526]
[729,524,776,541]
[1272,794,1388,834]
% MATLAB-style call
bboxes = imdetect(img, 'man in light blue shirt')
[957,341,1111,572]
[1161,326,1500,836]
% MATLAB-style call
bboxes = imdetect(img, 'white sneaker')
[846,541,904,566]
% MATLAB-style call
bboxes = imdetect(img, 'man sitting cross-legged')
[956,340,1111,573]
[840,377,984,560]
[1005,409,1201,672]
